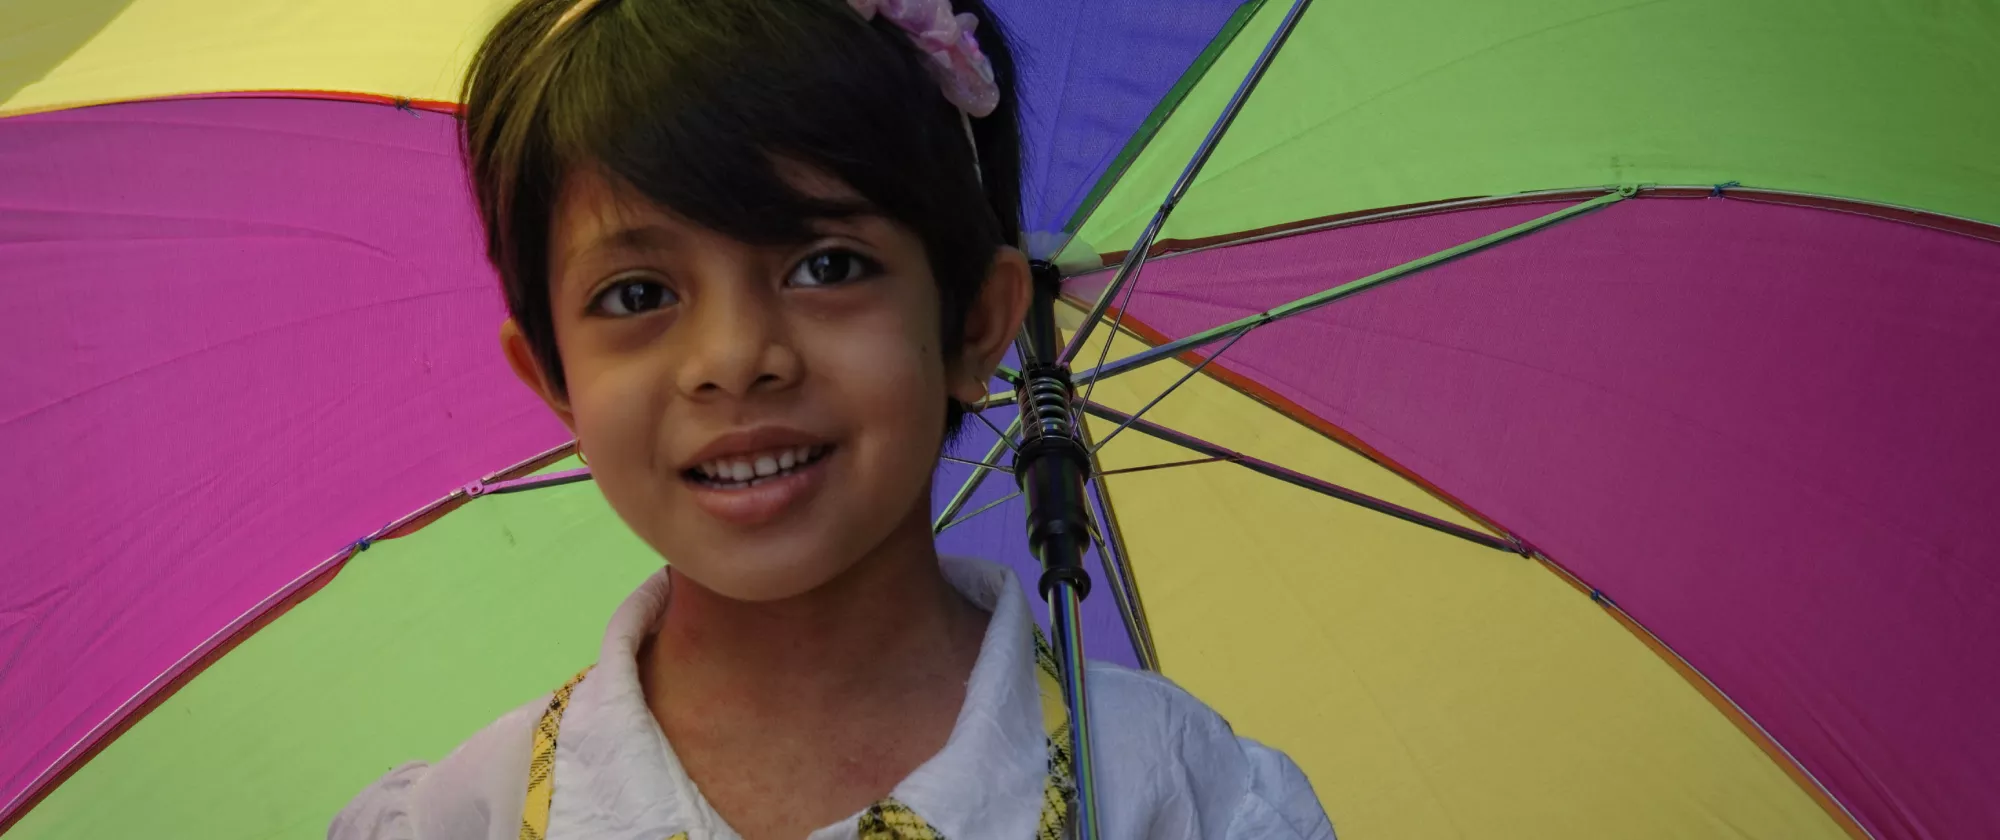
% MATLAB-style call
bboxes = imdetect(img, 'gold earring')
[576,445,589,467]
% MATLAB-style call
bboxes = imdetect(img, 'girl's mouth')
[683,444,832,489]
[682,444,836,526]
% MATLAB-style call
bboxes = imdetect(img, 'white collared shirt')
[331,556,1334,839]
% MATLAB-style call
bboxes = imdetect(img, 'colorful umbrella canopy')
[3,1,1996,838]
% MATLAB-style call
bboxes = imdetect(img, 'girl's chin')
[668,548,858,604]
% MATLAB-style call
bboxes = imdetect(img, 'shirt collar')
[551,556,1050,840]
[890,555,1051,839]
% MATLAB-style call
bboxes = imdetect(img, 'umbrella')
[3,0,1996,838]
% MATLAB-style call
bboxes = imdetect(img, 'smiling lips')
[680,431,836,526]
[689,444,831,486]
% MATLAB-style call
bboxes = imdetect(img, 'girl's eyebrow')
[579,224,681,259]
[806,208,894,237]
[554,224,680,296]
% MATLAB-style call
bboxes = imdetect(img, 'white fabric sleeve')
[327,699,541,840]
[1083,663,1337,839]
[1227,737,1337,839]
[328,762,428,840]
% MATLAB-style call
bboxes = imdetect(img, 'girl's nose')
[674,281,802,401]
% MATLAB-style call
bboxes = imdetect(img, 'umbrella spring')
[1021,373,1077,442]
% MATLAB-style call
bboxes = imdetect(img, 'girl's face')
[503,166,1024,602]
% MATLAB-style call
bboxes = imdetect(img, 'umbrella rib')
[1074,186,1635,387]
[480,439,580,483]
[478,467,594,495]
[1079,400,1518,553]
[1060,0,1320,367]
[933,415,1022,533]
[1084,476,1162,671]
[964,402,1020,451]
[939,454,1013,473]
[1090,327,1248,453]
[1074,261,1142,413]
[1094,455,1232,477]
[974,388,1018,411]
[935,490,1023,534]
[1077,410,1163,672]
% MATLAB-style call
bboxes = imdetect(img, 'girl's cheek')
[571,360,665,457]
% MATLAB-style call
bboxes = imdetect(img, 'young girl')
[332,0,1333,837]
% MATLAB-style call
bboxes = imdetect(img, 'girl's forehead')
[563,157,863,205]
[547,166,900,278]
[551,170,681,259]
[555,161,868,233]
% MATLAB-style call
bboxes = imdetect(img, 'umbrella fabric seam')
[0,89,464,121]
[0,441,575,831]
[1052,0,1274,239]
[1088,185,2000,267]
[1062,0,1318,367]
[1526,554,1878,840]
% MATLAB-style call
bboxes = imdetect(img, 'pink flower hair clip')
[847,0,1001,118]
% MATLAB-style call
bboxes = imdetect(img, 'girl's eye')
[788,249,878,288]
[592,277,677,317]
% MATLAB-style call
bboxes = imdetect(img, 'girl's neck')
[639,500,989,719]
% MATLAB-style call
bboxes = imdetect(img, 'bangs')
[462,0,1021,402]
[546,0,982,245]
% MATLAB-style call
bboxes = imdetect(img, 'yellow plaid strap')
[858,799,949,839]
[519,666,592,840]
[860,628,1075,839]
[1030,627,1077,840]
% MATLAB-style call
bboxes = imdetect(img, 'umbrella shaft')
[1015,261,1101,840]
[1016,262,1097,602]
[1051,576,1101,840]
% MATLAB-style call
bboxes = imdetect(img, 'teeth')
[693,445,828,483]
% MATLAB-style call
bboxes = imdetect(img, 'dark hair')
[461,0,1021,434]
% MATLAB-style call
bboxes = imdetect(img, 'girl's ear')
[500,319,577,432]
[950,246,1033,406]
